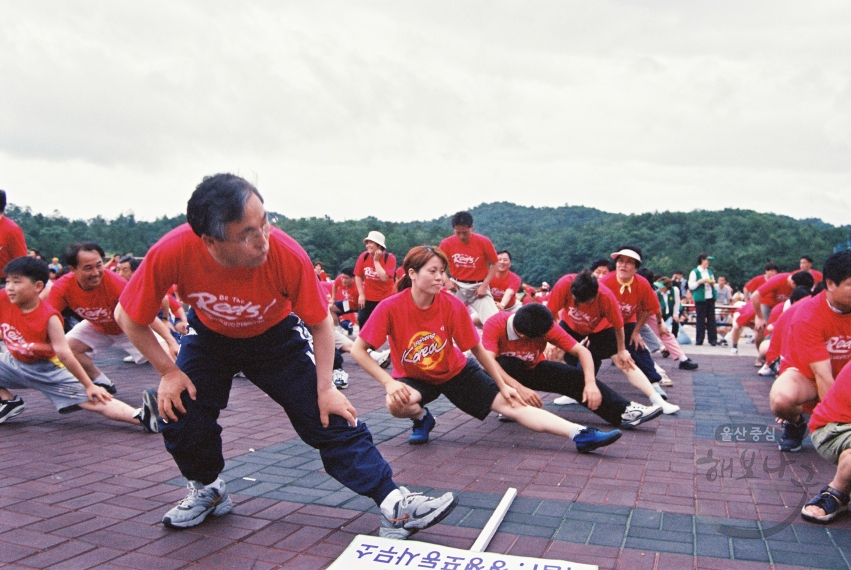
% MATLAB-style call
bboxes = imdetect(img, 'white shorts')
[66,320,146,363]
[0,352,88,412]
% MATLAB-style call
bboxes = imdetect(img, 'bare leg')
[68,338,102,381]
[79,398,139,425]
[769,369,819,422]
[491,394,580,437]
[0,388,15,400]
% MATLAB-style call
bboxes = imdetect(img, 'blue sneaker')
[779,416,808,452]
[574,427,622,453]
[408,408,435,445]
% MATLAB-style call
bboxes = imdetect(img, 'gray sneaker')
[379,487,458,539]
[163,479,233,528]
[138,388,160,433]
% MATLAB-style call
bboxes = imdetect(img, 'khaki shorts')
[811,422,851,465]
[66,320,146,363]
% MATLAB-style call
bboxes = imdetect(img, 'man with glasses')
[115,174,457,537]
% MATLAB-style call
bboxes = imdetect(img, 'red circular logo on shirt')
[402,331,447,371]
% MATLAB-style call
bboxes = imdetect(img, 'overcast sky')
[1,1,849,225]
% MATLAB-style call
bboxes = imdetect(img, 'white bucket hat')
[363,231,386,249]
[610,248,641,262]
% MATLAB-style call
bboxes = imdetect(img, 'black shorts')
[559,321,619,364]
[397,360,500,421]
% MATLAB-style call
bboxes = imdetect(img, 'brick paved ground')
[1,342,850,569]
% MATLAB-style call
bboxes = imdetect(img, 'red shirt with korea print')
[119,224,328,338]
[358,289,479,385]
[482,311,577,369]
[47,270,127,336]
[439,233,498,283]
[810,354,851,432]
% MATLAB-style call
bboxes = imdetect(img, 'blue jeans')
[162,310,397,505]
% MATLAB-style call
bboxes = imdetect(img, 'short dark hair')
[590,258,613,272]
[4,256,49,284]
[697,252,711,265]
[790,270,815,290]
[450,211,473,228]
[823,250,851,287]
[340,266,355,278]
[800,255,814,263]
[187,173,263,239]
[570,269,598,304]
[513,303,555,338]
[789,286,812,305]
[118,255,141,273]
[64,242,105,268]
[0,189,6,214]
[616,244,643,268]
[765,262,779,272]
[637,267,655,283]
[497,250,512,260]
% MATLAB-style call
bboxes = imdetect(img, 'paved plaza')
[1,341,849,569]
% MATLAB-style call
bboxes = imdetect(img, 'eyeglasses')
[221,215,277,247]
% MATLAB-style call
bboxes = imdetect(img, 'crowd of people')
[1,179,850,535]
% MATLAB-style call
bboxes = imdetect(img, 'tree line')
[10,202,849,290]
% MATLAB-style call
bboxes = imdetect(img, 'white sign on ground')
[327,535,598,570]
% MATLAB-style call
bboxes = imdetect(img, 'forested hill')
[10,202,849,289]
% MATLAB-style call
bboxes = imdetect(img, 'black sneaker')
[94,381,117,395]
[779,416,808,452]
[0,396,26,424]
[678,358,698,371]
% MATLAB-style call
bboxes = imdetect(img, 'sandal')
[801,485,850,524]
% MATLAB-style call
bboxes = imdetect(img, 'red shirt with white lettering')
[757,273,793,308]
[354,251,397,302]
[482,311,577,369]
[359,289,479,385]
[548,273,624,335]
[781,291,851,380]
[600,272,661,325]
[489,271,522,309]
[47,270,127,336]
[439,233,498,282]
[333,275,359,306]
[810,355,851,432]
[119,224,328,338]
[0,292,60,363]
[0,216,28,279]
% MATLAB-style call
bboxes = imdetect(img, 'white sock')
[649,393,665,406]
[380,488,403,514]
[567,424,585,440]
[93,373,113,385]
[413,409,426,421]
[679,355,688,362]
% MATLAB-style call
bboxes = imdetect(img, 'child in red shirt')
[0,256,157,432]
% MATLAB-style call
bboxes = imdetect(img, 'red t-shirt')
[119,224,328,338]
[439,233,498,282]
[333,275,359,306]
[757,273,793,308]
[0,216,28,279]
[735,303,756,327]
[47,270,127,336]
[489,271,522,308]
[768,302,785,326]
[766,301,800,364]
[810,355,851,432]
[482,311,577,369]
[548,273,624,335]
[781,291,851,380]
[744,274,767,294]
[358,289,479,385]
[354,251,397,302]
[0,292,60,363]
[809,269,824,284]
[600,272,661,325]
[166,294,182,315]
